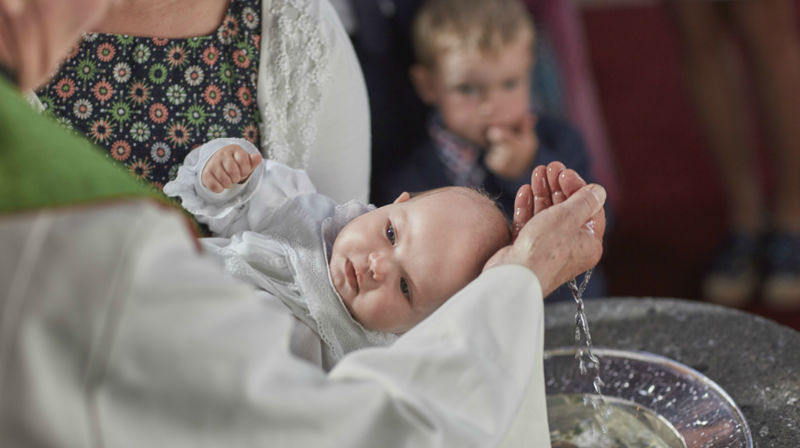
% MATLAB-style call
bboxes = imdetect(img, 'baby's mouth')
[345,258,359,293]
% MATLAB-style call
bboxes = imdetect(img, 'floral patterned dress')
[37,0,262,189]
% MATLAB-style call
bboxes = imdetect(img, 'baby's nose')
[368,252,388,282]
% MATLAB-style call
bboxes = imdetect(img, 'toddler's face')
[329,189,505,334]
[412,32,533,147]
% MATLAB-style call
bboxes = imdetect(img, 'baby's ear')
[409,64,437,105]
[393,192,411,204]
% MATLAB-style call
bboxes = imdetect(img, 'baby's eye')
[400,278,410,300]
[386,222,396,245]
[503,78,520,90]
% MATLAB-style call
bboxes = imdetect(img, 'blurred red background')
[582,2,800,331]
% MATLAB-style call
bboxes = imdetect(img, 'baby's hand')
[201,144,263,193]
[484,113,538,180]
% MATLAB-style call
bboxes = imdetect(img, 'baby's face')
[413,31,533,147]
[329,188,506,334]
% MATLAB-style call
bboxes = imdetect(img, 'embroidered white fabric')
[260,0,329,169]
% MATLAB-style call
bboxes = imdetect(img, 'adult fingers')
[531,165,548,195]
[531,165,552,214]
[546,161,566,204]
[512,184,532,241]
[558,172,605,240]
[559,169,586,197]
[556,184,607,232]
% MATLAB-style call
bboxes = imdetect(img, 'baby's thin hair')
[409,186,512,242]
[412,0,535,68]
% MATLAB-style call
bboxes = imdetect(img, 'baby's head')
[410,0,535,147]
[329,187,511,334]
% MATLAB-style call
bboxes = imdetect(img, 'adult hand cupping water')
[485,161,606,297]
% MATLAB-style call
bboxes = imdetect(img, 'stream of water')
[567,269,608,420]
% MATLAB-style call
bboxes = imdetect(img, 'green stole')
[0,75,187,222]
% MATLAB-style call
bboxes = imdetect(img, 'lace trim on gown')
[261,0,330,169]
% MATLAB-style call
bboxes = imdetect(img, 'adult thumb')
[561,184,606,226]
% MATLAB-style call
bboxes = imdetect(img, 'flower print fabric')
[37,0,262,189]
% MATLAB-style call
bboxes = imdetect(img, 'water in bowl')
[548,393,686,448]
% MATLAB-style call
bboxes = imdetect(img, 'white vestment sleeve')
[108,249,550,447]
[1,203,550,447]
[329,265,551,447]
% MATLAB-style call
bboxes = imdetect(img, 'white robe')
[0,199,551,447]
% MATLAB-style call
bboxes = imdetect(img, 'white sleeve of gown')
[1,203,550,447]
[162,137,316,237]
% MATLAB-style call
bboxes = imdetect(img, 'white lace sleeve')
[163,137,316,237]
[257,0,370,204]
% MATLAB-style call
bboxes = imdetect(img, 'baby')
[164,138,510,368]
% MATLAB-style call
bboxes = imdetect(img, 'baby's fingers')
[249,152,262,168]
[203,174,225,193]
[210,165,234,191]
[222,155,244,183]
[235,152,262,181]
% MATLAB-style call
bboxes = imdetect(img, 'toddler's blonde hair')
[412,0,535,69]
